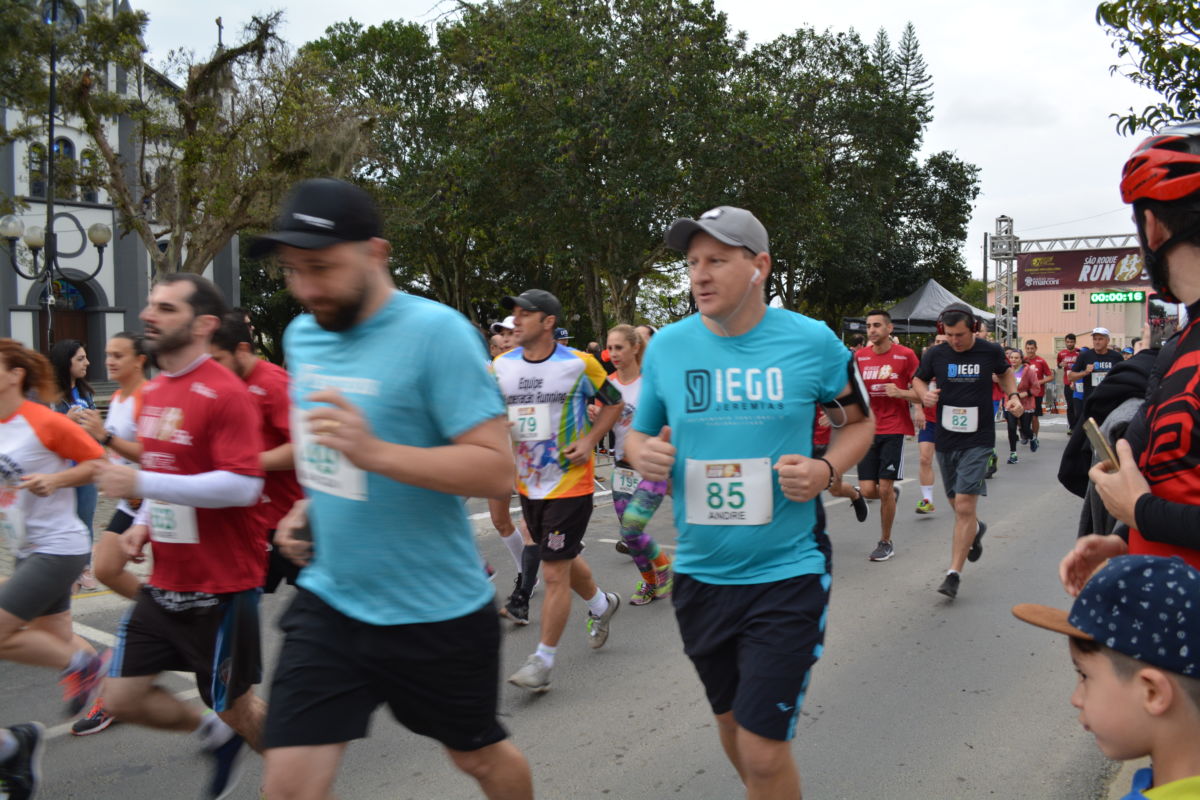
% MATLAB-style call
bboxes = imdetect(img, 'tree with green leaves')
[1,3,373,277]
[1097,0,1200,134]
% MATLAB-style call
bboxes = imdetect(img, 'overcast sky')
[134,0,1161,279]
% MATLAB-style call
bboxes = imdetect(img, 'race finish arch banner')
[1017,248,1148,291]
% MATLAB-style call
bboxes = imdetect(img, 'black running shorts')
[110,586,262,711]
[856,434,905,483]
[519,494,592,561]
[263,589,508,753]
[672,566,831,742]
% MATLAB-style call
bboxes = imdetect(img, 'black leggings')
[1005,410,1033,451]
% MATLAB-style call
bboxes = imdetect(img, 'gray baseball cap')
[665,206,770,255]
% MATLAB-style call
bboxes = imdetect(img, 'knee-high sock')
[618,480,668,573]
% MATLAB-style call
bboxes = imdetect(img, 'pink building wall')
[989,286,1145,371]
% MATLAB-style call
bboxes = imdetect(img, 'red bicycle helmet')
[1121,120,1200,204]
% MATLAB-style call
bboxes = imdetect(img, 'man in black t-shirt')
[1066,327,1125,411]
[913,305,1023,599]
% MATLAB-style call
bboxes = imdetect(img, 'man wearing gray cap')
[625,206,874,797]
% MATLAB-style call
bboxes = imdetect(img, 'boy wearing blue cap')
[1013,555,1200,798]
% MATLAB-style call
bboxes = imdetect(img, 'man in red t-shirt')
[1056,333,1080,431]
[1023,339,1054,444]
[210,313,305,593]
[837,310,919,562]
[96,274,266,799]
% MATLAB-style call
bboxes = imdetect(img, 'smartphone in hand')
[1084,417,1119,470]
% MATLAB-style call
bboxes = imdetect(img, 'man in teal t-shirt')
[627,206,874,799]
[249,178,533,799]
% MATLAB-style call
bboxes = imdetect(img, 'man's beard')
[144,323,191,357]
[311,291,366,332]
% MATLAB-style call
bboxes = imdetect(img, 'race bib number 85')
[685,458,772,526]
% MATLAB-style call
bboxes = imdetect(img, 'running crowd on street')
[1,121,1200,800]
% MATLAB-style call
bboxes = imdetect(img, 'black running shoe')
[985,452,997,479]
[501,590,530,626]
[206,732,246,800]
[967,521,987,563]
[70,697,115,736]
[851,487,869,523]
[937,572,960,599]
[0,722,45,800]
[614,540,630,555]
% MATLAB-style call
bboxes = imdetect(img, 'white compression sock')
[500,531,524,571]
[921,485,934,502]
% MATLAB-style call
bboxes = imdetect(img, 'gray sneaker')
[586,592,621,649]
[868,540,894,562]
[508,654,552,693]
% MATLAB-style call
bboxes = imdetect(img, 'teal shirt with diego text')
[633,309,850,584]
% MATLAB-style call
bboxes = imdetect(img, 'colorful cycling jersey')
[493,344,621,499]
[105,387,143,516]
[607,373,640,461]
[634,308,850,584]
[0,401,104,557]
[1130,301,1200,567]
[854,344,919,435]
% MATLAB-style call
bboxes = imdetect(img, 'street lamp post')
[0,0,111,348]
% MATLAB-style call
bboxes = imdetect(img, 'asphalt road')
[1,414,1119,799]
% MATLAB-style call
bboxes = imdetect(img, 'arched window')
[53,137,77,201]
[28,144,47,199]
[80,150,101,203]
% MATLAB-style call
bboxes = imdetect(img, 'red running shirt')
[244,360,303,531]
[854,345,919,435]
[138,357,266,593]
[1057,348,1079,385]
[1025,355,1051,397]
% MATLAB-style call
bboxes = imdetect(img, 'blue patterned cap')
[1013,555,1200,677]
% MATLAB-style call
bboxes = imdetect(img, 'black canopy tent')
[843,279,996,337]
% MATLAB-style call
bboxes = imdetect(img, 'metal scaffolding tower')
[988,216,1018,346]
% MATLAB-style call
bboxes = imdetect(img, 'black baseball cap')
[502,289,563,321]
[247,178,382,258]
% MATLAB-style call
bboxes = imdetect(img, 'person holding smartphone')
[1060,121,1200,594]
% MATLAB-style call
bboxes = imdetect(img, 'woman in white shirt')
[0,339,108,716]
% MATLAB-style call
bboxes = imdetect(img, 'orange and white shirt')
[0,401,104,557]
